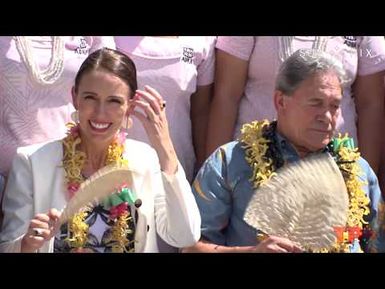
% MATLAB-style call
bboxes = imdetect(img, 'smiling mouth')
[89,120,112,131]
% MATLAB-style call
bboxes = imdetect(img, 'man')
[184,49,385,253]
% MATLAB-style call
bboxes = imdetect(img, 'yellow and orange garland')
[239,120,371,253]
[62,123,134,253]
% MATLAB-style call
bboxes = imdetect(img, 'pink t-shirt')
[115,36,216,182]
[216,36,385,144]
[0,36,115,176]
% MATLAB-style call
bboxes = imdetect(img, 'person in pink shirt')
[115,36,216,184]
[207,37,385,176]
[115,36,215,253]
[0,36,115,203]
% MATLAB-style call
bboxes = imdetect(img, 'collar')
[273,131,329,164]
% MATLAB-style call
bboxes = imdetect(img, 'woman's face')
[72,69,132,146]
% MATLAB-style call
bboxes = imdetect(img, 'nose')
[95,102,107,117]
[317,108,333,124]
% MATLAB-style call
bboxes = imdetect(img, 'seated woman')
[0,48,201,253]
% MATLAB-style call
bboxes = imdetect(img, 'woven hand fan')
[58,163,136,226]
[243,153,349,251]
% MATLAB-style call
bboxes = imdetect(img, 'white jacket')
[0,139,201,252]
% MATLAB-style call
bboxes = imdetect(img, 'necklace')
[14,36,65,85]
[278,36,330,62]
[239,120,371,252]
[62,123,135,252]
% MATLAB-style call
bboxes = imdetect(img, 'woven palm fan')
[58,163,137,226]
[243,153,349,251]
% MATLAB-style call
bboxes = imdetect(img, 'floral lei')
[61,123,136,253]
[239,120,372,253]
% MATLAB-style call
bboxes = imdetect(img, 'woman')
[115,36,216,182]
[206,36,385,175]
[0,48,201,253]
[0,36,115,202]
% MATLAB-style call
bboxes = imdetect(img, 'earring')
[122,116,132,130]
[71,110,79,123]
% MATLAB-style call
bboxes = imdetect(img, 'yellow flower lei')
[239,120,371,253]
[62,123,133,252]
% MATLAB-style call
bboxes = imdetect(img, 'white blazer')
[0,139,201,252]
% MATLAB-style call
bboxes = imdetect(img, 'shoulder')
[207,140,246,165]
[212,140,242,155]
[10,140,63,173]
[16,140,62,160]
[356,157,377,181]
[215,36,256,61]
[180,36,216,49]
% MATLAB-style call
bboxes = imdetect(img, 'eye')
[309,101,322,107]
[84,95,95,100]
[109,98,123,104]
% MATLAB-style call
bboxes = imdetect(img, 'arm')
[0,148,60,253]
[205,49,249,158]
[0,151,34,252]
[378,78,385,197]
[132,85,178,174]
[152,163,201,248]
[183,239,256,253]
[353,71,385,174]
[182,144,302,253]
[379,132,385,196]
[359,158,385,252]
[132,85,201,246]
[183,236,302,253]
[191,84,213,170]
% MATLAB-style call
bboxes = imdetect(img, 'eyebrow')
[80,92,125,100]
[108,95,126,100]
[81,91,97,96]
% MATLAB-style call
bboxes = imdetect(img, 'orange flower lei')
[62,123,134,252]
[240,120,371,253]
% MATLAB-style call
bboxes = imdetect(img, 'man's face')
[277,71,342,155]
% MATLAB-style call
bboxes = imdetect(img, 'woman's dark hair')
[74,47,137,99]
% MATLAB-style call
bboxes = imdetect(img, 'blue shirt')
[192,132,385,252]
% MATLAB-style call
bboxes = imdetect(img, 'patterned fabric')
[54,205,136,253]
[192,130,385,252]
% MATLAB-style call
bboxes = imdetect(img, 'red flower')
[110,202,128,219]
[68,182,80,199]
[70,125,80,137]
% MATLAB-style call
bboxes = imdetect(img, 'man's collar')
[274,130,329,163]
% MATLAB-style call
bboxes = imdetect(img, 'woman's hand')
[130,85,178,174]
[21,208,61,253]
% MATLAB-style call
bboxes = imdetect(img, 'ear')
[71,86,79,110]
[274,90,287,112]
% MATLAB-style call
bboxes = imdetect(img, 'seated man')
[184,48,385,253]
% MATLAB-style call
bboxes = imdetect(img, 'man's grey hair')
[275,49,347,95]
